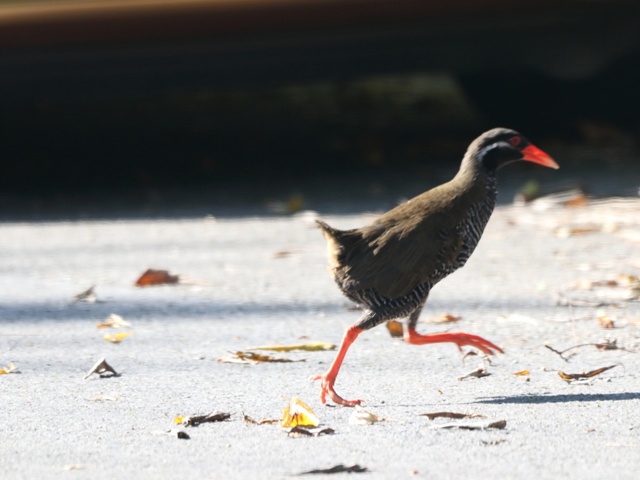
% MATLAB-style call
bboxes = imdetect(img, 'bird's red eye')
[510,136,521,147]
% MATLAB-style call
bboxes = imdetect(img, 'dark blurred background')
[1,0,640,216]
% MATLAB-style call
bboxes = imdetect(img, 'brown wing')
[327,180,481,299]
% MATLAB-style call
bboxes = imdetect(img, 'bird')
[311,128,559,407]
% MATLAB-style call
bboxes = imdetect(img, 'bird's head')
[466,128,559,173]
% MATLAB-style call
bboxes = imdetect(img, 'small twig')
[545,342,634,361]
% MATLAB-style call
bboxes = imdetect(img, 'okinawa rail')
[312,128,559,406]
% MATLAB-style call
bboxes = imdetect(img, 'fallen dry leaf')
[63,465,83,471]
[104,332,131,344]
[182,412,231,427]
[272,250,297,259]
[84,358,118,380]
[458,368,491,380]
[288,426,335,438]
[218,351,305,364]
[513,370,530,376]
[349,405,378,426]
[297,464,368,475]
[242,413,279,425]
[97,313,131,329]
[431,420,507,431]
[482,438,507,446]
[288,426,313,437]
[420,412,486,420]
[598,313,615,329]
[174,416,185,424]
[554,226,600,238]
[386,320,404,338]
[73,285,97,303]
[177,431,190,440]
[0,363,18,374]
[281,398,319,428]
[245,342,335,352]
[423,313,462,324]
[135,268,179,287]
[558,365,618,381]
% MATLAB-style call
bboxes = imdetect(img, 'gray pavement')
[2,180,640,479]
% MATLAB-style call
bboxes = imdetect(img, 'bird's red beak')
[522,144,559,169]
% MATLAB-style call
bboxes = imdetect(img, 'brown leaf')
[135,269,179,287]
[420,412,486,420]
[598,313,615,329]
[558,365,618,381]
[218,351,305,364]
[272,250,297,259]
[513,370,530,376]
[424,313,461,324]
[182,412,231,427]
[386,320,404,338]
[245,342,335,352]
[458,368,491,380]
[288,426,313,437]
[316,427,335,436]
[242,414,279,425]
[297,465,368,475]
[84,358,118,380]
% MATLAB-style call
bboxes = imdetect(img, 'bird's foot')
[309,373,364,407]
[404,330,504,355]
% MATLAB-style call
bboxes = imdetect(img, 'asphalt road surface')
[2,172,640,479]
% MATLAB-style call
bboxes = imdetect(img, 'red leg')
[404,329,504,355]
[310,325,364,407]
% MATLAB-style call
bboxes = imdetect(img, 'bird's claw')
[452,332,504,355]
[309,373,364,407]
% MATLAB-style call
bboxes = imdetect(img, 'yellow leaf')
[174,416,185,424]
[0,363,18,374]
[386,320,404,338]
[513,370,530,376]
[245,342,336,352]
[281,397,319,428]
[104,333,132,343]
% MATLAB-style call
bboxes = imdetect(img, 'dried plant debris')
[458,368,491,380]
[242,413,279,425]
[73,285,97,303]
[598,313,615,329]
[244,342,335,352]
[482,438,507,446]
[272,250,299,259]
[135,269,179,287]
[176,431,190,440]
[423,313,462,324]
[287,427,334,438]
[386,320,404,338]
[546,342,630,360]
[349,405,379,425]
[97,313,131,329]
[181,412,231,427]
[297,464,368,475]
[63,465,84,471]
[558,365,618,382]
[431,420,507,431]
[513,370,530,376]
[420,412,486,420]
[84,358,118,380]
[281,398,319,428]
[288,426,314,437]
[218,351,305,364]
[104,332,132,343]
[0,363,19,374]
